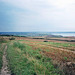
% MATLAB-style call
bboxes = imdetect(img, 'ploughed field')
[0,36,75,75]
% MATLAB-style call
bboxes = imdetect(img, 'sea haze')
[0,32,75,37]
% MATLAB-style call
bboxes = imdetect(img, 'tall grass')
[0,37,7,43]
[7,42,64,75]
[0,44,5,70]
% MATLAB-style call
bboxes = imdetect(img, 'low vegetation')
[0,36,75,75]
[42,42,75,47]
[0,44,5,70]
[7,42,64,75]
[0,37,8,71]
[0,37,7,43]
[0,44,3,70]
[9,37,15,40]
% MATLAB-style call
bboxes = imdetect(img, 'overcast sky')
[0,0,75,32]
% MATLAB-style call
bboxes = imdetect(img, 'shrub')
[44,40,48,42]
[9,37,15,40]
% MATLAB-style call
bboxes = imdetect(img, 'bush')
[44,40,48,42]
[9,37,15,40]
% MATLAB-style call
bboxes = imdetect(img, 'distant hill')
[0,32,63,37]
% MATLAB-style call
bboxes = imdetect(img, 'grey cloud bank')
[0,0,75,32]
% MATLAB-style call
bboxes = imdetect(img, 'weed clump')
[13,42,25,50]
[64,57,67,61]
[35,54,42,59]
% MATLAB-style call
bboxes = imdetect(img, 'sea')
[50,32,75,37]
[0,32,75,37]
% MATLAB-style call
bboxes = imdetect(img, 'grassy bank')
[7,41,64,75]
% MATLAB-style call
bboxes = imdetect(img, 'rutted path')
[0,45,11,75]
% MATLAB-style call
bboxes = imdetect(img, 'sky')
[0,0,75,32]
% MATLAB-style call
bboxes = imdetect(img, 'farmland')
[0,36,75,75]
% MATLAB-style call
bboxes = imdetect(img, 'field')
[0,36,75,75]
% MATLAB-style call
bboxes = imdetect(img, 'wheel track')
[0,45,11,75]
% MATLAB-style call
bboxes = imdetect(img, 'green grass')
[0,38,7,71]
[41,42,75,47]
[0,44,3,69]
[0,38,7,44]
[7,41,64,75]
[19,40,75,47]
[0,44,5,70]
[64,57,67,61]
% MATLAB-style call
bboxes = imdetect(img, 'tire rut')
[0,45,11,75]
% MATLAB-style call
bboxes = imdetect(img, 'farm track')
[0,45,11,75]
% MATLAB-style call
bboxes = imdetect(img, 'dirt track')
[0,46,11,75]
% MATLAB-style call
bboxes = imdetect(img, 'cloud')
[0,0,75,32]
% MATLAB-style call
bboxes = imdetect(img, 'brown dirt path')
[0,45,11,75]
